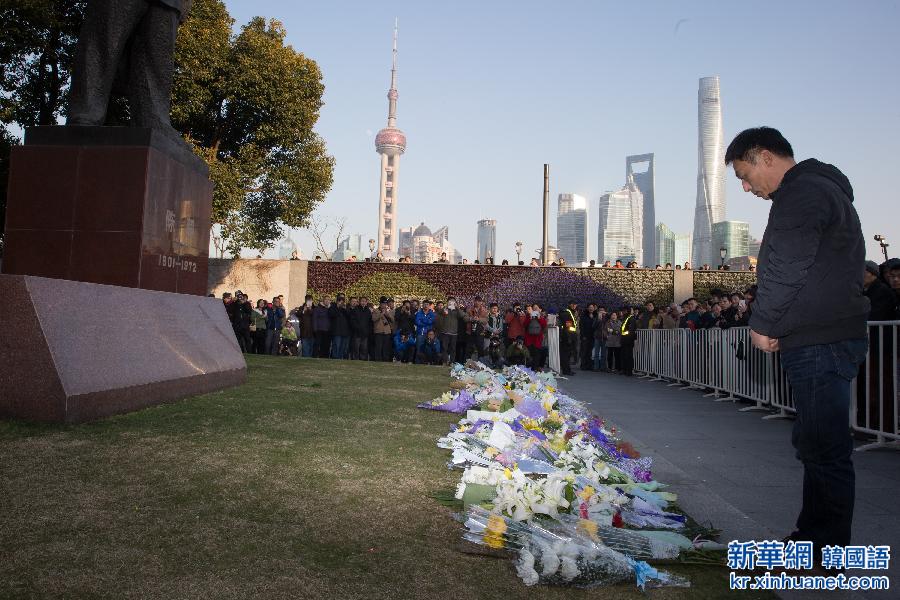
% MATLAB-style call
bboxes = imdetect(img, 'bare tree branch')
[308,214,347,260]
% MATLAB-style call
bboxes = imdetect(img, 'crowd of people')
[219,292,555,369]
[216,257,899,374]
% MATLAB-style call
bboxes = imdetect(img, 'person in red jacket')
[523,304,547,369]
[504,302,528,344]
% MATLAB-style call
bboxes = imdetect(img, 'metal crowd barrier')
[635,323,899,452]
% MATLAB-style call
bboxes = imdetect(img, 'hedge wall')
[692,270,758,302]
[306,263,675,310]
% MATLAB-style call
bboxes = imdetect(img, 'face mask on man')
[448,301,456,310]
[531,310,539,317]
[305,300,312,307]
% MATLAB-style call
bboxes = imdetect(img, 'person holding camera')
[504,302,528,345]
[505,336,531,366]
[371,297,395,362]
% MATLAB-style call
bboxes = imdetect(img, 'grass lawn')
[0,355,774,599]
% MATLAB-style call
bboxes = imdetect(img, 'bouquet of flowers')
[420,363,707,589]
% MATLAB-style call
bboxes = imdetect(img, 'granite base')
[0,274,246,423]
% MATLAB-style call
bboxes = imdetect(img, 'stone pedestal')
[0,274,246,423]
[2,126,212,295]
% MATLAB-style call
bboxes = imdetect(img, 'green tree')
[0,0,333,257]
[173,0,334,256]
[0,0,86,255]
[0,0,86,128]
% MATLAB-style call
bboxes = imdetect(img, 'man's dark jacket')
[750,159,869,350]
[350,306,371,336]
[864,278,898,321]
[328,304,351,337]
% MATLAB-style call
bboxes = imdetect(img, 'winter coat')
[419,338,442,361]
[865,278,899,321]
[751,159,869,349]
[395,308,415,335]
[328,304,351,336]
[298,305,315,338]
[524,315,546,348]
[504,311,528,341]
[505,342,531,364]
[372,307,395,335]
[436,308,463,335]
[350,306,371,336]
[312,304,331,333]
[265,305,286,331]
[414,309,436,337]
[580,310,597,340]
[605,318,622,348]
[486,314,504,338]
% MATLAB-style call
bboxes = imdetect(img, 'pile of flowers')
[419,362,722,589]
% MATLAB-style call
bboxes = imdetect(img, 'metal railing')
[635,324,899,452]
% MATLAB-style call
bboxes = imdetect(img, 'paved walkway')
[559,370,898,599]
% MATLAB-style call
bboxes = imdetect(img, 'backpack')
[527,316,542,335]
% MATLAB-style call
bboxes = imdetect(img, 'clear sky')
[227,0,899,263]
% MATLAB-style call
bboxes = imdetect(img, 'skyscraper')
[712,220,750,265]
[375,21,407,259]
[476,219,496,263]
[693,76,727,267]
[598,181,643,264]
[557,193,588,265]
[674,233,693,267]
[626,154,656,265]
[656,223,675,267]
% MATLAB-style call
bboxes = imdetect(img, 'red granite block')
[0,274,247,423]
[4,145,79,230]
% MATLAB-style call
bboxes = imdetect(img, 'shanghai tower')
[692,76,726,267]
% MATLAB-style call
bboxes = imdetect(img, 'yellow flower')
[483,514,508,549]
[504,467,512,479]
[484,447,499,458]
[578,485,595,501]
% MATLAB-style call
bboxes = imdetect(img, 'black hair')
[724,126,794,165]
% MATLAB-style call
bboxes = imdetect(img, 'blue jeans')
[592,340,607,370]
[330,335,349,359]
[779,338,867,551]
[301,337,314,357]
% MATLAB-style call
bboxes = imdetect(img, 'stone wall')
[207,258,306,309]
[207,259,757,310]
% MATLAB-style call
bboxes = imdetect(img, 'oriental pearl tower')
[375,20,406,259]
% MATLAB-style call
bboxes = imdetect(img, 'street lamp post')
[515,241,523,264]
[874,234,890,261]
[719,246,727,269]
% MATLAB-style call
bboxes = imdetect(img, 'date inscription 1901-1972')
[157,208,198,272]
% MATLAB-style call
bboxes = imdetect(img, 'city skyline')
[225,1,899,265]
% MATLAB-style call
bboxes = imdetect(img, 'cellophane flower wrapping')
[422,363,697,589]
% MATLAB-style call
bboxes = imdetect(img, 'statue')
[67,0,192,140]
